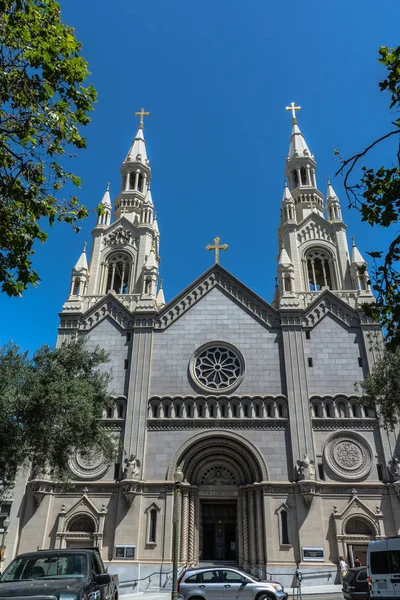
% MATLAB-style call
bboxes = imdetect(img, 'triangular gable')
[333,491,383,537]
[79,293,134,331]
[297,212,337,246]
[155,265,279,331]
[302,290,360,329]
[102,216,140,249]
[63,493,103,521]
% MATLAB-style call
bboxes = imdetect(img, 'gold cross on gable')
[135,107,150,125]
[206,236,228,264]
[285,102,301,120]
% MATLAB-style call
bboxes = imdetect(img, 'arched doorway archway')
[168,432,268,574]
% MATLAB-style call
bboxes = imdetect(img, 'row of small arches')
[103,397,127,420]
[148,397,289,419]
[310,396,374,419]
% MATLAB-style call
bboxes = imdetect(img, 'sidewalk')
[120,582,343,598]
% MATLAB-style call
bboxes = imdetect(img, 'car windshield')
[0,554,88,581]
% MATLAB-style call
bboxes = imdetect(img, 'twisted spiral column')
[255,487,265,565]
[188,488,195,562]
[248,488,257,567]
[241,489,249,568]
[180,486,190,563]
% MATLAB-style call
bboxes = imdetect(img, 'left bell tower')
[58,109,161,341]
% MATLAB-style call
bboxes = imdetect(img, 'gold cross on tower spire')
[206,236,228,264]
[135,107,150,126]
[285,101,301,120]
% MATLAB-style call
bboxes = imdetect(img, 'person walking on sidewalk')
[340,556,348,579]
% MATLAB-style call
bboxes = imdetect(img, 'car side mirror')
[96,573,111,585]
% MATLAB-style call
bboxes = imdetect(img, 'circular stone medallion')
[324,433,372,480]
[69,447,109,480]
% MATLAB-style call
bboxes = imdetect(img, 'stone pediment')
[302,290,359,329]
[155,265,279,331]
[102,217,139,249]
[297,213,337,246]
[79,294,134,331]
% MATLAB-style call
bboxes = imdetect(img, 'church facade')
[4,109,400,588]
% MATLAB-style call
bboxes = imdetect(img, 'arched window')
[300,167,307,185]
[351,404,358,417]
[292,169,299,187]
[313,403,320,418]
[152,404,158,418]
[117,403,125,419]
[73,278,81,296]
[68,516,95,533]
[105,253,131,294]
[107,407,113,419]
[281,510,289,544]
[137,173,144,192]
[345,518,374,536]
[186,404,193,418]
[220,404,226,418]
[149,509,157,543]
[278,403,284,418]
[325,403,332,418]
[175,404,182,418]
[306,249,334,291]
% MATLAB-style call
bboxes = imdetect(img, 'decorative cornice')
[155,265,279,331]
[312,419,377,431]
[147,418,288,431]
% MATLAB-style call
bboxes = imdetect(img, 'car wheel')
[256,594,275,600]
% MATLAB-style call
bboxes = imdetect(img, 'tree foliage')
[336,46,400,349]
[357,346,400,430]
[0,0,97,296]
[0,338,114,484]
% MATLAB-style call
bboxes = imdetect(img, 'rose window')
[191,344,244,392]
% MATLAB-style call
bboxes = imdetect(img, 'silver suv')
[178,566,288,600]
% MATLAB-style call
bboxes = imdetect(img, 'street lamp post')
[0,516,10,570]
[171,467,184,600]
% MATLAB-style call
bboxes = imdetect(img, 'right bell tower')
[275,103,374,309]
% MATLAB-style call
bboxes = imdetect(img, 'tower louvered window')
[105,253,131,294]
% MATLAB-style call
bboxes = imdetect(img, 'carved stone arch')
[192,454,244,486]
[167,430,269,483]
[144,502,161,547]
[56,495,107,550]
[342,513,378,537]
[102,246,136,262]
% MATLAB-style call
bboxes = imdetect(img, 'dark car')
[343,566,369,600]
[0,549,118,600]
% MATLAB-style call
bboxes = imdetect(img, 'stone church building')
[3,108,400,587]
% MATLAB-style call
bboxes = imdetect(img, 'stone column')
[188,488,196,562]
[237,492,243,568]
[255,487,265,565]
[180,486,190,563]
[241,489,249,569]
[248,488,257,568]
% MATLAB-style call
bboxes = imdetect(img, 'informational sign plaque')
[301,546,324,561]
[114,545,136,559]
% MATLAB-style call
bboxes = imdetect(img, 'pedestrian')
[340,556,348,579]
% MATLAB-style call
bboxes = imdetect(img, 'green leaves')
[0,338,114,484]
[335,46,400,348]
[0,0,97,296]
[357,346,400,430]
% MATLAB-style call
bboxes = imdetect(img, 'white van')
[367,537,400,598]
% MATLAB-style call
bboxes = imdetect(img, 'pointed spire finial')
[83,241,87,252]
[286,101,301,121]
[135,107,150,129]
[106,182,110,191]
[352,236,356,247]
[159,278,163,289]
[326,176,331,185]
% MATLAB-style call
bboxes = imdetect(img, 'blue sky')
[1,0,399,351]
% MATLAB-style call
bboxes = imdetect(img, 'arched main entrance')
[168,431,268,573]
